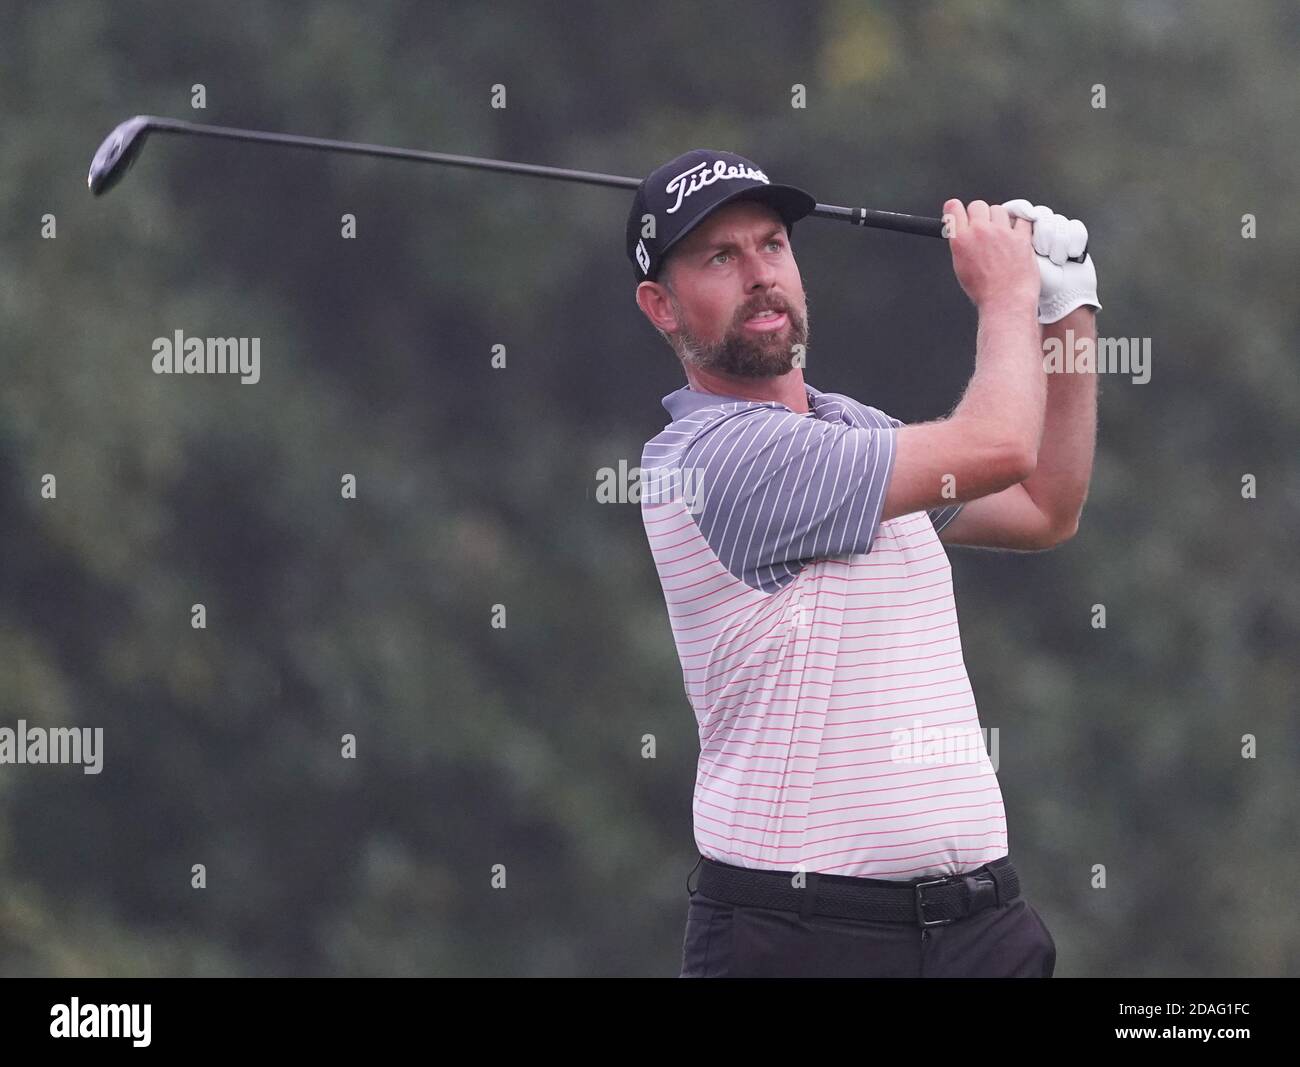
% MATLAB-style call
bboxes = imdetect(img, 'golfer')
[629,150,1099,977]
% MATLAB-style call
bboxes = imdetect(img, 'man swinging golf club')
[631,149,1100,978]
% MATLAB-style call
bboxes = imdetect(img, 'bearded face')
[667,284,810,378]
[645,200,811,379]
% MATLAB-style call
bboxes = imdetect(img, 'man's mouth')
[742,308,788,333]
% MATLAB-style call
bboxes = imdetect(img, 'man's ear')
[636,279,680,334]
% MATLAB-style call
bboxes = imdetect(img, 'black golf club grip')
[812,202,1088,262]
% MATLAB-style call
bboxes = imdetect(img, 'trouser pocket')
[679,893,736,977]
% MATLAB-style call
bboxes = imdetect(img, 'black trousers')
[679,864,1057,978]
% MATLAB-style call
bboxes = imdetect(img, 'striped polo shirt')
[640,382,1008,880]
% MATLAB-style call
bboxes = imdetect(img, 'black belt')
[694,854,1020,927]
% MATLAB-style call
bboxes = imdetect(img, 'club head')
[87,115,154,196]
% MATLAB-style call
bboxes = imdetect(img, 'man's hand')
[944,199,1041,311]
[1002,199,1101,324]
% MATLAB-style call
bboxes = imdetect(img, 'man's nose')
[742,249,779,289]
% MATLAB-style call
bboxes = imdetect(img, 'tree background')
[1,0,1296,976]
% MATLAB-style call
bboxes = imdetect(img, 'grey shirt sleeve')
[681,409,898,592]
[885,414,964,535]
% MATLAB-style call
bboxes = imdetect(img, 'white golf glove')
[1002,199,1101,323]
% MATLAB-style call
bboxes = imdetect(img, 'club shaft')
[136,117,947,239]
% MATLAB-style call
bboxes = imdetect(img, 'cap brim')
[651,183,817,279]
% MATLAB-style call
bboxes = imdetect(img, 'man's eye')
[711,251,730,264]
[766,239,784,252]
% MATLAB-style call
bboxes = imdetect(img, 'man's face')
[640,199,809,378]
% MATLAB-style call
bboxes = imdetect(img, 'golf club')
[88,115,1086,260]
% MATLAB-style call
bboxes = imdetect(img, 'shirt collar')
[662,382,824,422]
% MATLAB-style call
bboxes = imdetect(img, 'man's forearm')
[1021,306,1098,534]
[950,294,1047,464]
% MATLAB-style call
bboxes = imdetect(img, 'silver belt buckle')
[914,877,958,927]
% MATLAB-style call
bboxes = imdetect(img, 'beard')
[671,293,810,378]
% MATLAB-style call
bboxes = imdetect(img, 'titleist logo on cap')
[664,159,770,214]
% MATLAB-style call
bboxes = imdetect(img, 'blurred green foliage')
[0,0,1296,975]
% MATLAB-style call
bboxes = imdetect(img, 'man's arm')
[940,305,1098,549]
[879,199,1048,522]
